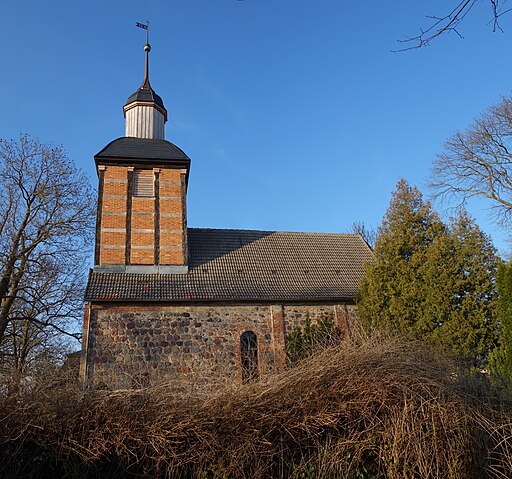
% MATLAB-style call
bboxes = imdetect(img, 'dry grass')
[1,336,512,478]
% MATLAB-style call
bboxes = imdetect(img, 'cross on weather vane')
[136,21,150,44]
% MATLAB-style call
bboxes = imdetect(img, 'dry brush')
[1,337,512,478]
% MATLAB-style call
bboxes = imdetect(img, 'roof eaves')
[85,295,356,304]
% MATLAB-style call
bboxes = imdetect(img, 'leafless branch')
[430,96,512,228]
[396,0,511,51]
[0,134,95,384]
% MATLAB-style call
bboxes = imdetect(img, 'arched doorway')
[240,331,258,382]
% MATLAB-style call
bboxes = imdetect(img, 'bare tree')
[398,0,511,50]
[0,252,87,391]
[0,135,95,348]
[352,221,378,249]
[430,96,512,227]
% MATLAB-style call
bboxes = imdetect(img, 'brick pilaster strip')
[334,304,351,339]
[79,303,92,389]
[154,169,160,265]
[181,171,188,265]
[271,304,287,371]
[125,169,134,265]
[94,168,105,265]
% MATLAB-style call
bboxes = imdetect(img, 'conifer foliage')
[358,179,499,364]
[493,262,512,381]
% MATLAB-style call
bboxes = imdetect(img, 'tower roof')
[94,136,191,186]
[125,87,165,111]
[124,42,167,120]
[95,137,189,162]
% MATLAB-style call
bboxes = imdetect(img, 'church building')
[80,43,373,390]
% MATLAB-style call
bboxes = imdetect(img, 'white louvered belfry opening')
[133,170,155,197]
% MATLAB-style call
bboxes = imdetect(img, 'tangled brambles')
[1,337,512,478]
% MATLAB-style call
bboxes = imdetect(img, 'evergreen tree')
[358,178,445,335]
[423,211,498,361]
[359,179,499,364]
[491,262,512,381]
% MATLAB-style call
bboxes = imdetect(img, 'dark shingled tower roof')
[125,87,165,111]
[95,137,190,163]
[86,228,374,303]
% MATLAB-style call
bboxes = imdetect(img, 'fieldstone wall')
[81,302,358,391]
[283,304,359,337]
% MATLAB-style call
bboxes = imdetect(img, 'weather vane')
[136,20,150,45]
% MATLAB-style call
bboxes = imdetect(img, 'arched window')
[240,331,258,382]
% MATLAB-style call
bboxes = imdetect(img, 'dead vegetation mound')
[1,337,512,478]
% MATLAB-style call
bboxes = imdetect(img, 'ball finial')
[144,43,151,53]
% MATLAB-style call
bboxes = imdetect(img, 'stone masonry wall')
[82,302,358,391]
[283,304,359,337]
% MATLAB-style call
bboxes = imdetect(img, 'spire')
[140,43,151,90]
[124,39,168,139]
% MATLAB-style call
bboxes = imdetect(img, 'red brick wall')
[159,169,187,265]
[99,166,127,264]
[96,165,188,266]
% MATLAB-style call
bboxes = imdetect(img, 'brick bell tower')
[93,42,190,274]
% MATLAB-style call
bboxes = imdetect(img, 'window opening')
[240,331,258,382]
[133,170,154,197]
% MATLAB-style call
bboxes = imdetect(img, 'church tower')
[93,42,190,274]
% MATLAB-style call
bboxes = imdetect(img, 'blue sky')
[2,1,512,254]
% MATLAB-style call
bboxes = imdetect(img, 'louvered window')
[133,170,154,197]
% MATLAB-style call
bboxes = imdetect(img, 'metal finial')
[141,43,151,90]
[136,21,152,90]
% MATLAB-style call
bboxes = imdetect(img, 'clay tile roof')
[85,229,374,303]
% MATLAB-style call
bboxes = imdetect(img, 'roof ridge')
[188,227,362,236]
